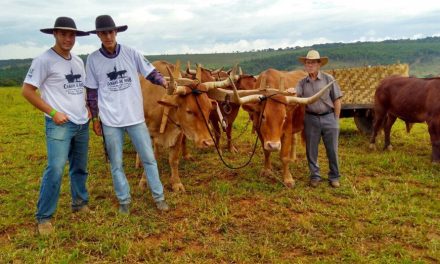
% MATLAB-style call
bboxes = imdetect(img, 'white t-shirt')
[24,49,89,125]
[85,44,155,127]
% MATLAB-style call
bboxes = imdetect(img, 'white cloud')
[0,0,439,59]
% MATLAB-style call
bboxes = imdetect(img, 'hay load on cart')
[326,63,409,134]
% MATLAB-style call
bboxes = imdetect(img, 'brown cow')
[138,61,234,192]
[186,62,258,152]
[238,70,333,187]
[369,76,440,162]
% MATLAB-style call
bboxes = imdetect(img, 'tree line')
[1,37,440,86]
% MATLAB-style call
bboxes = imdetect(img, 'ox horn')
[203,66,238,90]
[286,80,335,105]
[174,60,181,77]
[186,61,196,75]
[211,67,224,74]
[166,66,188,95]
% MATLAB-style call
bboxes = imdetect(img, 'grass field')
[0,87,439,263]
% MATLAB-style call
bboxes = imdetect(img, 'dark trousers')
[304,113,340,181]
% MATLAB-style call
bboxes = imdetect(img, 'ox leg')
[369,108,387,150]
[210,115,222,150]
[383,114,397,151]
[260,149,273,177]
[289,133,297,162]
[181,136,193,161]
[428,120,440,162]
[281,133,295,188]
[170,134,185,192]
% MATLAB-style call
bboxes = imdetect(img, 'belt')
[306,110,334,116]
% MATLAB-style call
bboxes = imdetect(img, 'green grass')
[0,87,439,263]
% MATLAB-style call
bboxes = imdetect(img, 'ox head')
[238,80,335,152]
[158,66,236,148]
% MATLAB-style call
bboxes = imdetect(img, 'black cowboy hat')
[89,15,128,34]
[40,17,89,37]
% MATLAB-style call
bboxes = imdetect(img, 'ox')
[188,62,258,152]
[235,69,332,187]
[369,76,440,162]
[138,61,235,192]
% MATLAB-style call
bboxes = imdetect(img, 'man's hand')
[93,120,103,136]
[52,112,69,125]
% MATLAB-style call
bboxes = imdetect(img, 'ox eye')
[186,109,194,115]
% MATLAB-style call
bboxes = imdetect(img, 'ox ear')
[158,96,178,108]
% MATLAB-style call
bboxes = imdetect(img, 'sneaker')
[119,204,130,215]
[309,179,321,188]
[73,205,94,214]
[155,200,169,212]
[329,180,340,188]
[38,221,54,236]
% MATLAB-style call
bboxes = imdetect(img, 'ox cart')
[325,63,409,134]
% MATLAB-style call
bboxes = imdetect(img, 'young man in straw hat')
[22,17,92,235]
[85,15,169,214]
[295,50,343,188]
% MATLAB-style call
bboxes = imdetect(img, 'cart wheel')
[354,112,374,135]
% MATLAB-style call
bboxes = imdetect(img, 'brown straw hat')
[298,50,329,66]
[40,17,89,37]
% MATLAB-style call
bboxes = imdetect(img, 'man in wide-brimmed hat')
[295,50,343,188]
[85,15,169,214]
[22,17,92,235]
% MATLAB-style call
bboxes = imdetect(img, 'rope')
[194,93,267,169]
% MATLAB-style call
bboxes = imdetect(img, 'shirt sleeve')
[146,69,166,86]
[23,56,47,88]
[134,50,155,78]
[329,78,343,101]
[84,55,98,89]
[86,88,98,118]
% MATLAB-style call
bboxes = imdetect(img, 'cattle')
[138,61,236,192]
[369,76,440,162]
[237,68,332,187]
[209,74,257,152]
[187,62,258,152]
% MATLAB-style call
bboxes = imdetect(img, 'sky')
[0,0,439,60]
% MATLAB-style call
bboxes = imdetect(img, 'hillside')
[1,37,440,86]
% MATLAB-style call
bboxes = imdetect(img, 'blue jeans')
[36,117,90,223]
[102,122,164,204]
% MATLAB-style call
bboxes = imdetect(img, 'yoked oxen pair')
[138,62,237,192]
[212,69,334,187]
[370,76,440,162]
[188,62,258,152]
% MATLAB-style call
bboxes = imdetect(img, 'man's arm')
[146,69,168,89]
[86,88,102,136]
[22,83,68,124]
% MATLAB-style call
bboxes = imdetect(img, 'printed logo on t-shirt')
[64,69,84,95]
[27,68,34,79]
[106,66,132,91]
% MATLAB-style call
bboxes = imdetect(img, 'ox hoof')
[172,183,186,192]
[183,154,194,161]
[385,145,393,151]
[284,179,295,188]
[260,169,273,177]
[369,143,376,150]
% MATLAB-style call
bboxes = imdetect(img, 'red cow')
[370,76,440,162]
